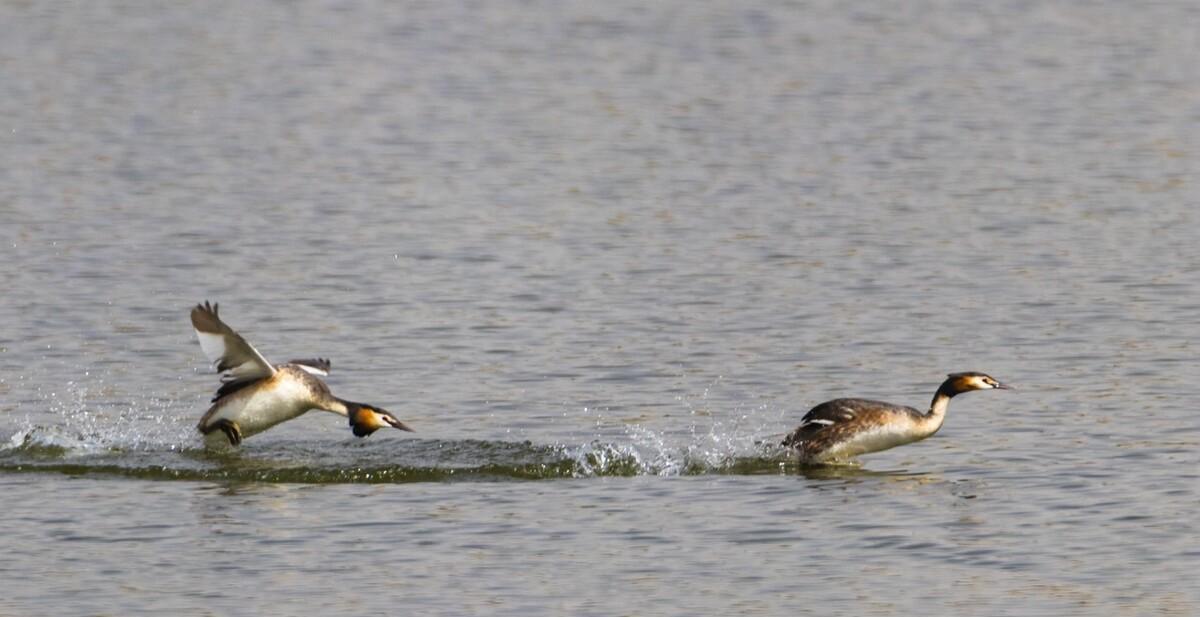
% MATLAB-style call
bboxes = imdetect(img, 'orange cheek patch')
[355,409,383,430]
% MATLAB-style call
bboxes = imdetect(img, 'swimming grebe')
[782,372,1009,464]
[191,301,413,447]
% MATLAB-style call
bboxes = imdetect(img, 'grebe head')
[348,403,415,437]
[944,372,1010,395]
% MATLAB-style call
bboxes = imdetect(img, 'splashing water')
[4,376,195,455]
[1,373,803,483]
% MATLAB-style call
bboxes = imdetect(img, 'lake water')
[2,1,1197,615]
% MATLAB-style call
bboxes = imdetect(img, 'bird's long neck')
[289,366,352,417]
[316,395,351,417]
[919,381,958,435]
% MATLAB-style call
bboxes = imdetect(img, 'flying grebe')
[191,301,414,447]
[782,372,1009,464]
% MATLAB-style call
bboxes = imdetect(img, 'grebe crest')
[782,371,1010,465]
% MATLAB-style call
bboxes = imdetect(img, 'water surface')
[1,1,1197,615]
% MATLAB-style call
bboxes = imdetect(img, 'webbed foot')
[206,419,243,446]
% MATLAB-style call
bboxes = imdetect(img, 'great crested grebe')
[191,301,413,447]
[782,372,1009,464]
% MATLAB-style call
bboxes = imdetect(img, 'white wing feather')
[292,363,329,377]
[191,302,276,382]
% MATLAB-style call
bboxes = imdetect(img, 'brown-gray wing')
[190,301,276,383]
[782,398,917,447]
[286,358,332,376]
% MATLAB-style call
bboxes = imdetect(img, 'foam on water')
[1,403,797,482]
[3,377,195,455]
[2,373,803,481]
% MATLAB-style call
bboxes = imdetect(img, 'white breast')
[817,421,926,462]
[204,377,315,440]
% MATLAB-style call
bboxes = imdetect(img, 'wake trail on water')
[1,377,810,482]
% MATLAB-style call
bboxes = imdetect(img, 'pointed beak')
[383,414,415,432]
[995,382,1013,390]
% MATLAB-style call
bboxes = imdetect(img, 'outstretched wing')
[287,358,331,376]
[190,301,276,384]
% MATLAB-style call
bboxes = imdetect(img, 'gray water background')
[1,1,1198,615]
